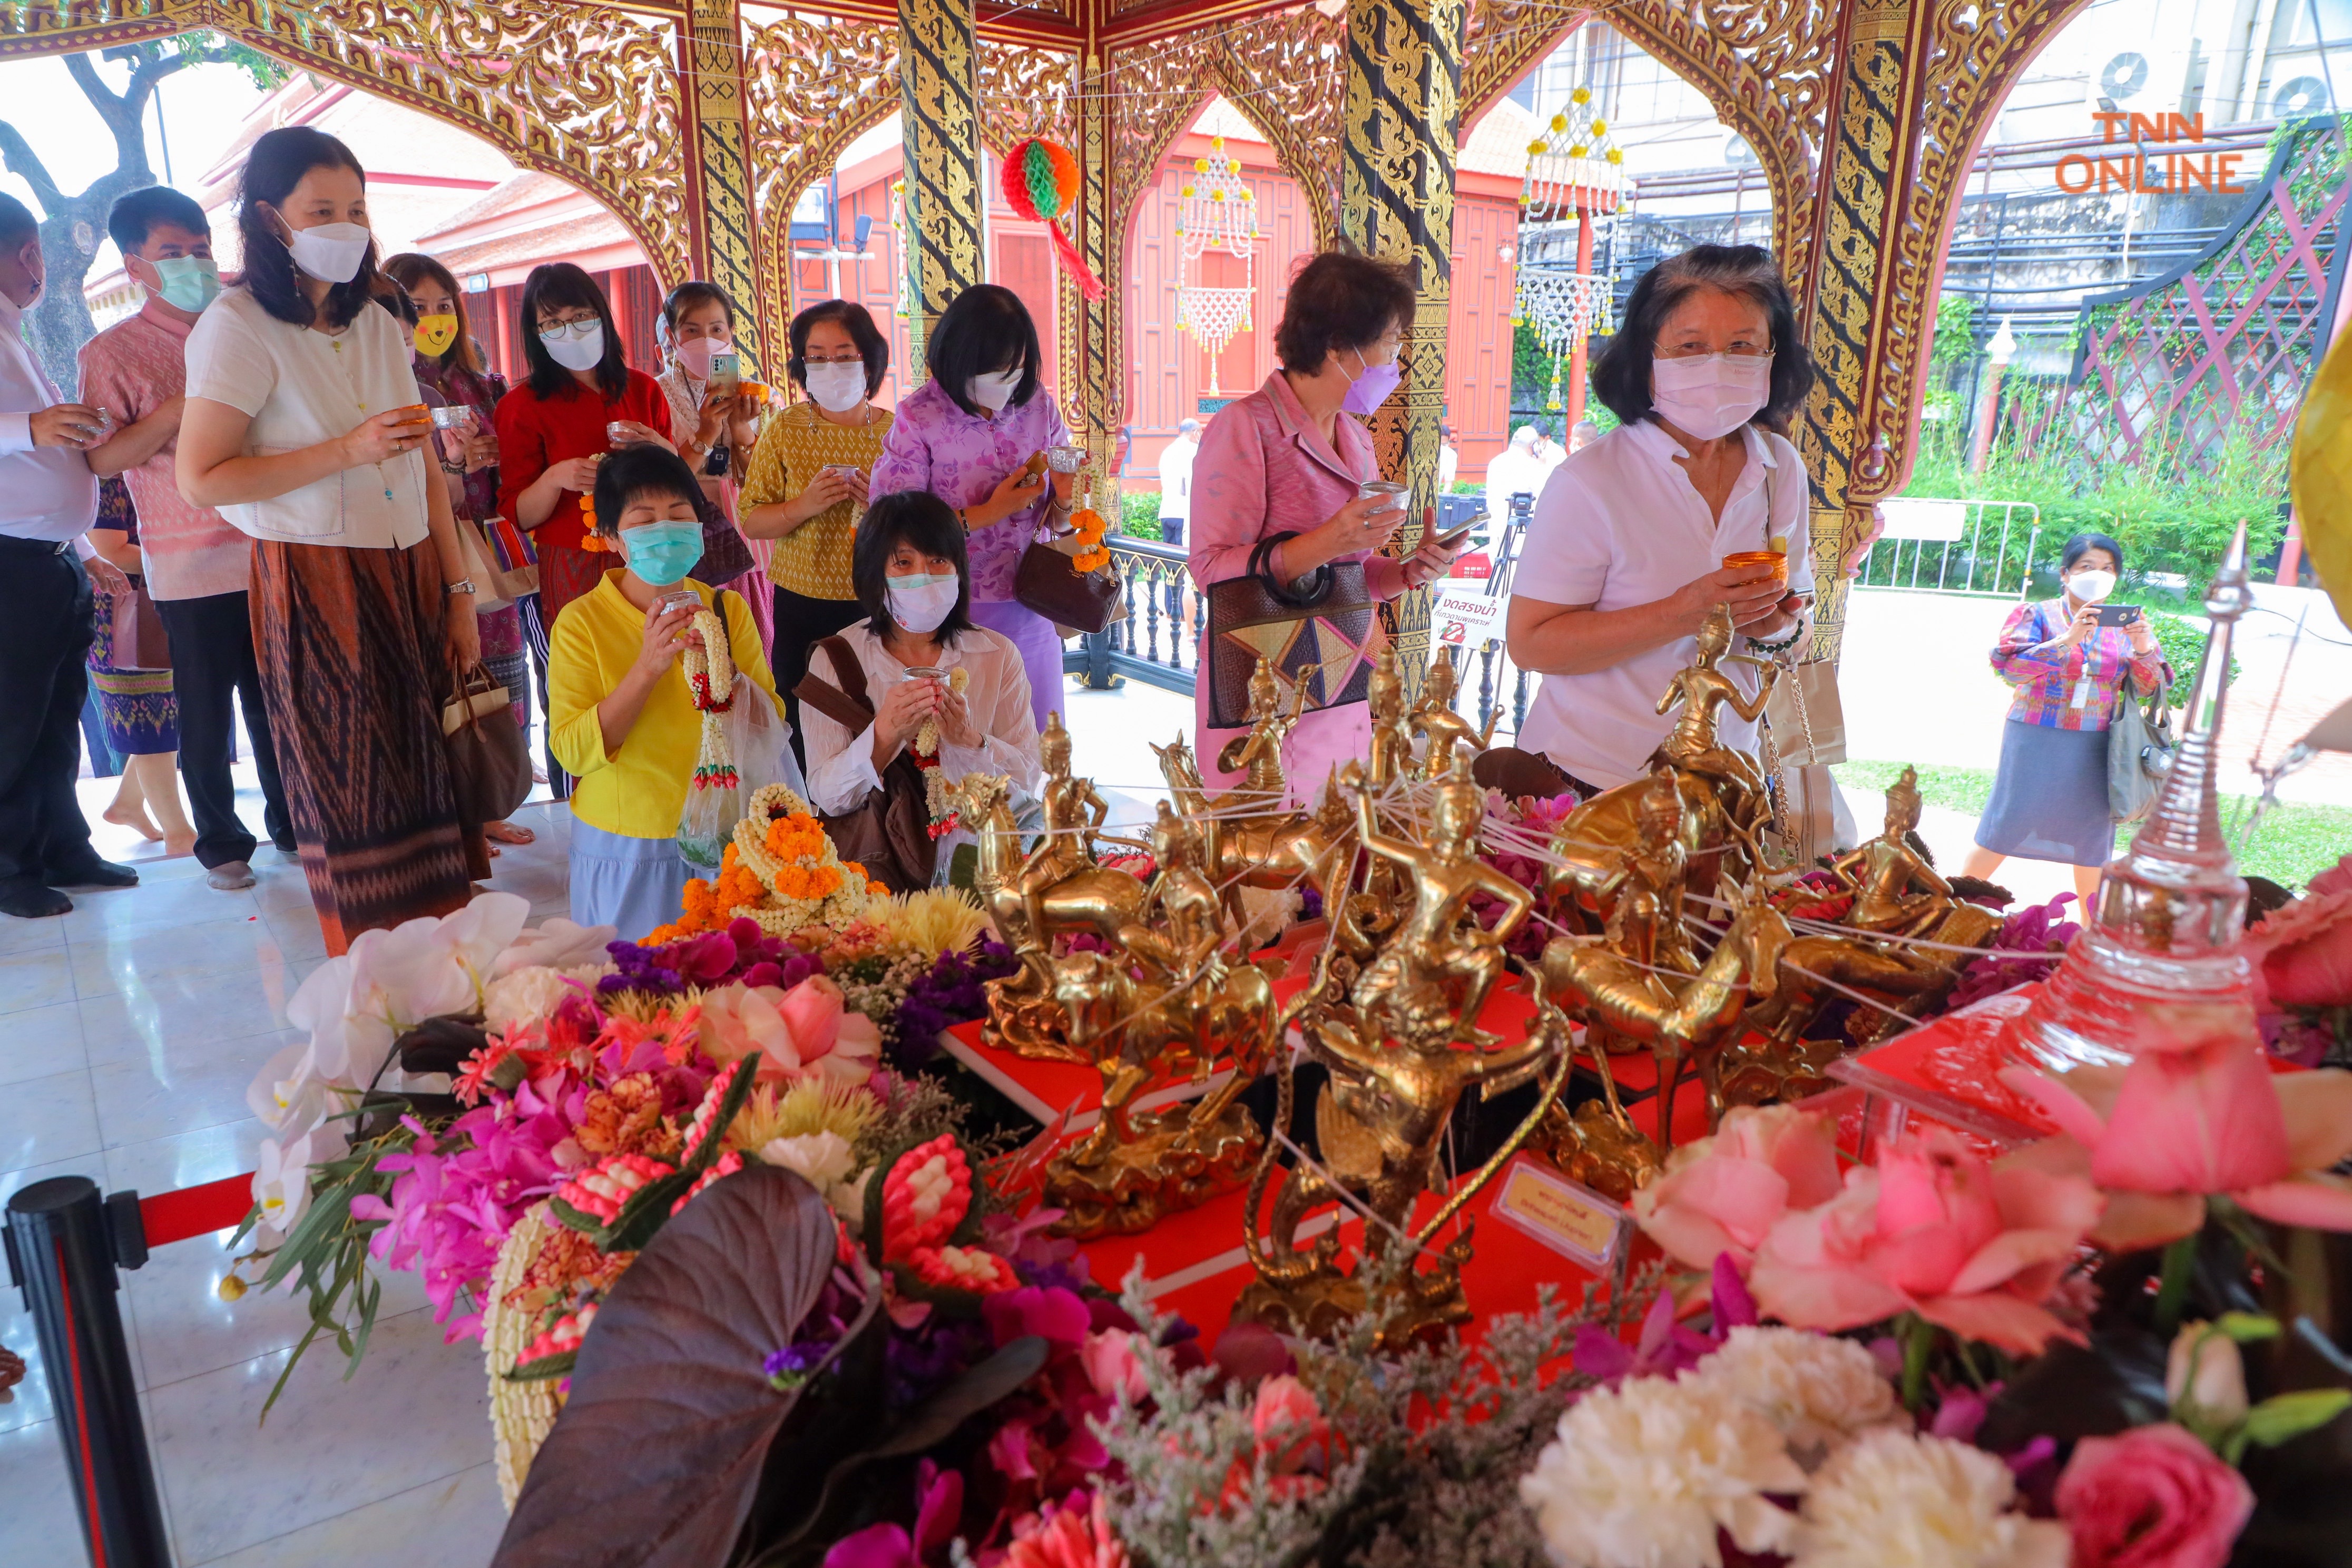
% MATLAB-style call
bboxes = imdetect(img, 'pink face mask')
[672,337,719,380]
[1341,347,1402,416]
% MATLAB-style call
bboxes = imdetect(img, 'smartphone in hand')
[2094,603,2142,628]
[708,351,742,398]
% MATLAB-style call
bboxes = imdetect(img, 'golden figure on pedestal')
[1043,801,1279,1238]
[1409,650,1499,779]
[1233,756,1567,1348]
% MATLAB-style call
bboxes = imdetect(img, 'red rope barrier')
[137,1174,254,1249]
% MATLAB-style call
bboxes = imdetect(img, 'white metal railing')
[1860,498,2043,596]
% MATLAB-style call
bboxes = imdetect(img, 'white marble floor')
[1,673,1172,1568]
[1,773,573,1568]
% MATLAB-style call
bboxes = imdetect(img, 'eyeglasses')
[537,318,601,342]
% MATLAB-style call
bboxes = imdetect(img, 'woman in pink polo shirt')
[1184,251,1462,798]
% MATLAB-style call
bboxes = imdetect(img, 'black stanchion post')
[3,1176,172,1568]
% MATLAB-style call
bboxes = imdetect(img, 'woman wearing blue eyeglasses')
[493,262,675,793]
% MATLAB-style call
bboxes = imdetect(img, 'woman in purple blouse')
[868,285,1075,730]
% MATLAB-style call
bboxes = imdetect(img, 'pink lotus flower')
[1630,1103,1845,1271]
[2055,1422,2253,1568]
[1002,1491,1128,1568]
[1746,1127,2101,1356]
[698,977,880,1089]
[2001,1002,2352,1248]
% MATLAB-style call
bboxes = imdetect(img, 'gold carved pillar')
[1794,0,1929,661]
[1069,45,1123,497]
[678,0,764,363]
[1340,0,1466,695]
[899,0,985,376]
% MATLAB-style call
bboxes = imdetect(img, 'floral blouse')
[868,378,1071,603]
[1989,598,2171,732]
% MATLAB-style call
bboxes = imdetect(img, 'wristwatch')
[444,577,477,597]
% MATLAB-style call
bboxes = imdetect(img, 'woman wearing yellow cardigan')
[548,443,791,938]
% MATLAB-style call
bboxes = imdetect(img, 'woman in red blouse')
[495,262,673,634]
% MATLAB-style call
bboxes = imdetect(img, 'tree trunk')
[27,181,142,395]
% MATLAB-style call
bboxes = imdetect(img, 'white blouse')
[799,621,1044,832]
[1509,419,1815,791]
[182,287,432,549]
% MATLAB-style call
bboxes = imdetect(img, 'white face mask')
[281,220,373,285]
[671,337,718,380]
[966,368,1022,413]
[542,321,607,373]
[886,572,960,634]
[2069,567,2116,602]
[803,360,868,414]
[1650,352,1774,441]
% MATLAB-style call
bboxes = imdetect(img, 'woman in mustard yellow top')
[551,444,787,939]
[739,299,893,761]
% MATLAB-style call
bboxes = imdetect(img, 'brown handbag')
[1013,527,1121,635]
[791,637,938,893]
[104,575,174,671]
[1202,531,1383,730]
[440,665,533,826]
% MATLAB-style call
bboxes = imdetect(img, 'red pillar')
[1564,207,1595,431]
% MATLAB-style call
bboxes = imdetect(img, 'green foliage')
[1116,492,1162,540]
[2140,609,2237,710]
[182,32,288,90]
[1929,293,1979,376]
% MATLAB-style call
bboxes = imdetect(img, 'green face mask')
[147,256,222,314]
[621,520,704,587]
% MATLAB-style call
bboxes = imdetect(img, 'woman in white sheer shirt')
[793,489,1041,888]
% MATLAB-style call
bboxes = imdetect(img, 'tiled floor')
[2,772,575,1568]
[1,674,1169,1568]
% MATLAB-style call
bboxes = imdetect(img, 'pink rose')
[1251,1373,1322,1438]
[1080,1328,1150,1403]
[695,977,880,1089]
[1748,1127,2101,1355]
[2056,1422,2253,1568]
[2003,1003,2352,1248]
[2246,885,2352,1011]
[1630,1104,1845,1271]
[2308,853,2352,899]
[1002,1491,1128,1568]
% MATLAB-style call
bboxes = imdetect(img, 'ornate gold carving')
[1461,0,1578,119]
[978,40,1076,155]
[741,14,900,367]
[0,0,692,292]
[900,0,986,364]
[1108,37,1217,231]
[1209,6,1346,250]
[685,0,761,361]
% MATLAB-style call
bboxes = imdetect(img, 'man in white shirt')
[1484,424,1548,527]
[0,194,138,917]
[1157,417,1200,545]
[1437,422,1459,491]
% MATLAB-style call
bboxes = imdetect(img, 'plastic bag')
[678,673,806,872]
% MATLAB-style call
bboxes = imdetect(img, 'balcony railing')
[1063,534,1204,696]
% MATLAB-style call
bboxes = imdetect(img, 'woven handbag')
[1202,531,1386,731]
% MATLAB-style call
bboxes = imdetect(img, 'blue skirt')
[1973,719,2115,868]
[569,818,689,942]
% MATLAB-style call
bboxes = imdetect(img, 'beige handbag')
[1765,660,1847,767]
[457,519,518,613]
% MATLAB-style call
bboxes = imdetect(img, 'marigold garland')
[655,788,878,942]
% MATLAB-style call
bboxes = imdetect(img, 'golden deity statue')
[1215,656,1317,803]
[1365,644,1414,790]
[964,758,1146,1062]
[1154,703,1355,948]
[1233,756,1567,1348]
[1409,651,1499,779]
[1043,801,1277,1238]
[1544,607,1774,935]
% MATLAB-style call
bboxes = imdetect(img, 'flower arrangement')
[914,665,974,839]
[1068,502,1111,575]
[656,783,887,940]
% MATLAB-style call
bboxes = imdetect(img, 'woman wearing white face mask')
[653,280,772,654]
[740,299,895,768]
[869,283,1075,731]
[1504,243,1817,799]
[177,126,487,953]
[1964,532,2168,903]
[793,491,1041,891]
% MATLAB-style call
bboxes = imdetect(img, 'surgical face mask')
[1649,351,1774,441]
[143,256,222,314]
[803,359,868,414]
[886,572,961,634]
[967,368,1023,413]
[413,313,459,358]
[672,337,719,380]
[620,520,704,586]
[541,319,606,373]
[2068,567,2117,602]
[1339,347,1402,416]
[280,220,373,285]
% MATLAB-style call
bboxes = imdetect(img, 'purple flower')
[892,944,1022,1067]
[1948,893,2081,1011]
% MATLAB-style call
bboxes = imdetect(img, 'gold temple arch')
[0,0,2100,661]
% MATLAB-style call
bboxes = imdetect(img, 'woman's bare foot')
[103,801,164,841]
[483,820,535,846]
[163,833,198,858]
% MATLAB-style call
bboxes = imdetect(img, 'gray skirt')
[1974,719,2115,868]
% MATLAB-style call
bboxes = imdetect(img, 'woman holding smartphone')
[178,126,486,953]
[1965,531,2169,903]
[654,280,768,646]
